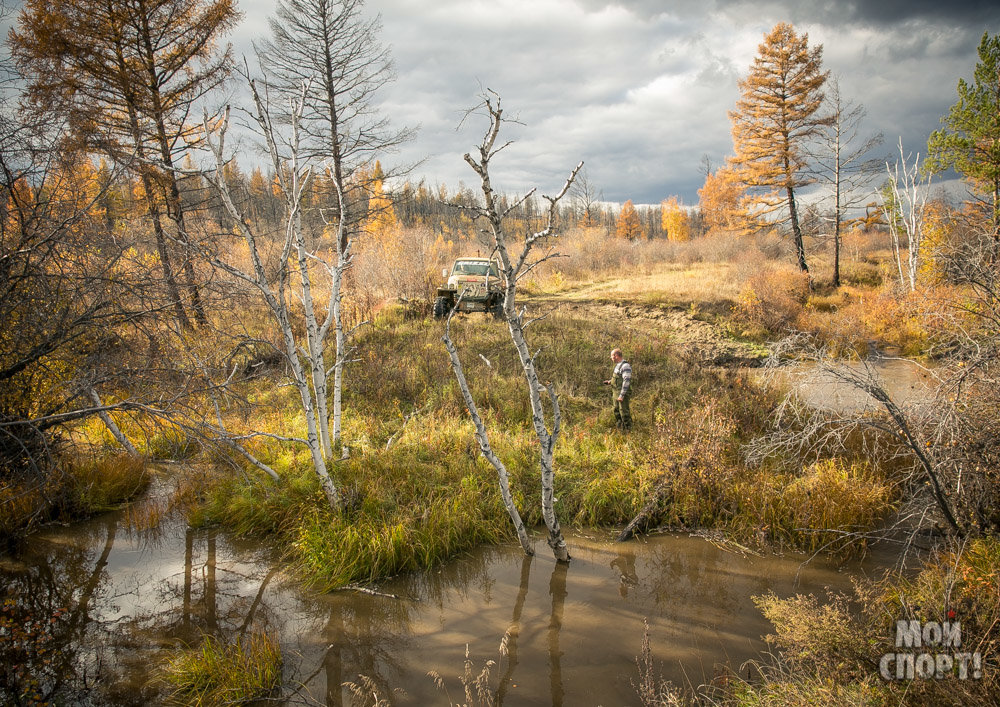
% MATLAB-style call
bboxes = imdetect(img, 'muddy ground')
[528,296,769,367]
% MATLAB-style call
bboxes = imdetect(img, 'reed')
[729,459,895,556]
[1,452,148,541]
[66,452,149,512]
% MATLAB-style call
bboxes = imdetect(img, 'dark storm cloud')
[581,0,1000,26]
[794,0,1000,25]
[219,1,996,206]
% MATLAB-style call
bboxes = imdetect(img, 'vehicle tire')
[490,297,505,320]
[433,296,450,319]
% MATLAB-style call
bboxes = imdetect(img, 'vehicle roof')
[454,257,495,262]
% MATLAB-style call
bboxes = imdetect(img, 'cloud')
[227,0,991,207]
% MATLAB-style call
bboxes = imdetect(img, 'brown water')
[767,358,937,414]
[0,489,898,706]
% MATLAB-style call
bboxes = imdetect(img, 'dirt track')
[525,296,769,367]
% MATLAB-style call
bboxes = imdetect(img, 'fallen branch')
[616,473,675,542]
[343,584,401,599]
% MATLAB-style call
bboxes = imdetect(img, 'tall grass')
[65,452,149,512]
[160,631,282,706]
[730,459,895,556]
[1,452,148,541]
[194,301,901,589]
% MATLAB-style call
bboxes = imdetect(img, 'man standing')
[603,348,633,431]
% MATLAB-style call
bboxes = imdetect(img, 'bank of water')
[0,477,900,706]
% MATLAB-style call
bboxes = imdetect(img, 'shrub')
[733,263,810,338]
[754,592,871,678]
[734,538,1000,706]
[145,424,199,460]
[856,290,930,356]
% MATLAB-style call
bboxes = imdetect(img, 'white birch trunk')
[331,265,345,447]
[443,318,533,555]
[294,205,333,459]
[881,139,928,292]
[327,181,351,448]
[196,83,343,511]
[87,387,140,457]
[276,296,340,509]
[500,292,569,561]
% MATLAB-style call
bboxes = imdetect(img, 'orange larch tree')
[615,199,642,240]
[729,22,828,274]
[698,163,750,235]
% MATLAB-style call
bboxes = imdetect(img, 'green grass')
[160,631,282,706]
[192,303,901,589]
[1,452,149,541]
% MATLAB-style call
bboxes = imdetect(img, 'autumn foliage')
[660,196,690,242]
[615,199,642,240]
[698,164,749,236]
[729,22,828,272]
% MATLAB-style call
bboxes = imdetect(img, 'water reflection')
[547,561,568,706]
[497,554,532,705]
[611,545,638,598]
[1,501,898,706]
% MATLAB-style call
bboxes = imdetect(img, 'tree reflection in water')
[547,561,568,706]
[1,508,891,706]
[496,553,532,705]
[0,510,286,704]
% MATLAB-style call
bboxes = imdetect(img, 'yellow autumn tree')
[729,22,828,273]
[660,196,691,242]
[698,164,750,235]
[615,199,642,240]
[919,198,957,284]
[363,161,398,242]
[247,166,280,225]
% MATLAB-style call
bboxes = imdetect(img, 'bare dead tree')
[878,139,930,291]
[569,166,602,228]
[808,78,884,287]
[256,0,414,249]
[443,91,581,562]
[192,75,350,511]
[256,0,411,447]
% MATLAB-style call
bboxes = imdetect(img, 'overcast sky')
[8,0,996,207]
[291,0,996,207]
[310,0,993,207]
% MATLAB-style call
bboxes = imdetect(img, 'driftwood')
[616,474,675,542]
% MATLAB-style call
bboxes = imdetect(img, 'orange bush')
[733,262,810,336]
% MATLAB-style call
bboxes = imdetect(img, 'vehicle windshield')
[452,260,498,277]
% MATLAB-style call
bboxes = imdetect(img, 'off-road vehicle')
[433,257,504,319]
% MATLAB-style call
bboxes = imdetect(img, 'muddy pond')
[0,475,901,706]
